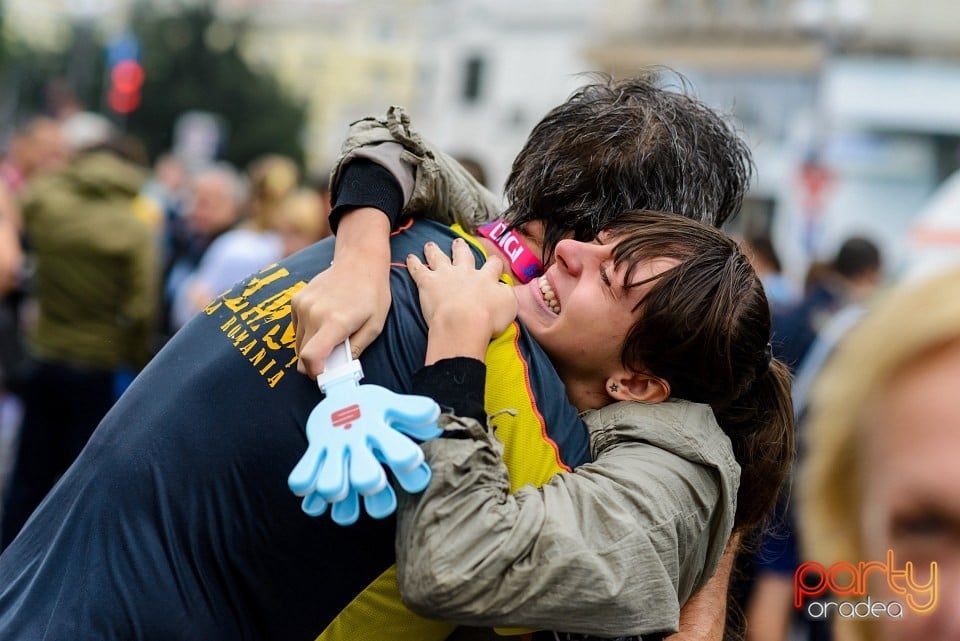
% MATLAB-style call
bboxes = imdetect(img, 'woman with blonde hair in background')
[800,266,960,641]
[172,154,299,325]
[277,187,331,257]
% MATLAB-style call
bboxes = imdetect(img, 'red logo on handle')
[330,404,361,430]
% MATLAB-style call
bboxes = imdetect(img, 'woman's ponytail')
[714,358,795,531]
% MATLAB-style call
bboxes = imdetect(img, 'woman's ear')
[605,372,670,403]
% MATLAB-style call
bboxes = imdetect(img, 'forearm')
[331,207,391,271]
[325,161,397,302]
[666,532,741,641]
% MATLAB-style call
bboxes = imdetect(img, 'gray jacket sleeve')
[394,400,739,638]
[331,106,504,233]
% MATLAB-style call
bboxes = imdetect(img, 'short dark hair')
[831,236,881,280]
[503,70,754,254]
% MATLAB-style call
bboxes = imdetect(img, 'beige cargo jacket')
[394,400,739,637]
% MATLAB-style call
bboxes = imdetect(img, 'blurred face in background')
[859,339,960,641]
[188,171,242,237]
[12,118,68,179]
[276,189,331,257]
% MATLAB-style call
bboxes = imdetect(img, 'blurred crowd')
[735,230,885,641]
[0,112,331,545]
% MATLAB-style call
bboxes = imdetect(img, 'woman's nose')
[553,238,586,277]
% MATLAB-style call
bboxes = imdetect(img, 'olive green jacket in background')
[22,151,158,371]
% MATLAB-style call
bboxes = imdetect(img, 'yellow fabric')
[317,225,563,641]
[131,194,165,234]
[317,566,455,641]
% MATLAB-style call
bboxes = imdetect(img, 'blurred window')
[462,55,486,104]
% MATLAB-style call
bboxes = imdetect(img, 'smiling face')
[513,236,678,408]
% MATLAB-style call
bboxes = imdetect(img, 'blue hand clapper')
[288,339,442,525]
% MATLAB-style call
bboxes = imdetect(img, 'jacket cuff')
[329,160,404,233]
[411,357,487,426]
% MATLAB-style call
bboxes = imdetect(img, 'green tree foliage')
[128,3,308,169]
[0,26,89,123]
[0,3,307,168]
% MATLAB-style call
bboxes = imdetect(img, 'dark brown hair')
[606,210,794,532]
[503,70,754,254]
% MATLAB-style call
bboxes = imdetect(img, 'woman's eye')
[891,512,950,541]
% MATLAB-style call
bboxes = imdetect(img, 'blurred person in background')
[801,265,960,641]
[739,236,883,641]
[741,233,799,312]
[0,116,69,388]
[138,152,191,257]
[306,168,333,220]
[169,154,297,330]
[773,235,883,373]
[0,115,67,528]
[277,187,332,257]
[163,161,247,335]
[789,236,885,418]
[143,153,190,225]
[0,189,24,531]
[0,115,159,549]
[0,116,68,208]
[0,214,21,331]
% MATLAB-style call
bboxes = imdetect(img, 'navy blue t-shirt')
[0,220,590,641]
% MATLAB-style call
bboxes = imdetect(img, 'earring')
[609,383,618,392]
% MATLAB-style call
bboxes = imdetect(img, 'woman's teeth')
[538,276,560,314]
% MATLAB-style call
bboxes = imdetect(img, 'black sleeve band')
[329,160,404,233]
[411,357,487,426]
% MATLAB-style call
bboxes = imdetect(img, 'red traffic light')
[110,60,145,93]
[108,60,144,114]
[108,86,142,114]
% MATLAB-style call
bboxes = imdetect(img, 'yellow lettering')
[248,348,266,367]
[267,370,285,388]
[217,265,291,316]
[223,293,250,313]
[241,283,305,329]
[226,324,247,340]
[278,321,297,349]
[259,359,277,376]
[220,316,238,332]
[203,297,223,315]
[241,264,289,297]
[262,324,282,350]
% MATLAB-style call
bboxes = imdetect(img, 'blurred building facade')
[238,0,425,172]
[585,0,960,279]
